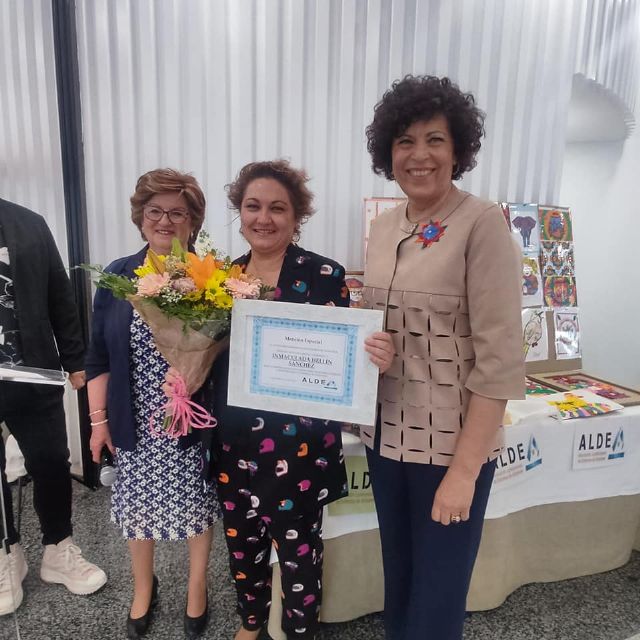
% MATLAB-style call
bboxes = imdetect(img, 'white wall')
[74,0,584,271]
[559,114,640,389]
[0,0,68,257]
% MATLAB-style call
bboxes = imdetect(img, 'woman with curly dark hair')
[362,75,525,639]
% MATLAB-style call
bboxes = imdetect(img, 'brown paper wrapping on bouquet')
[127,296,230,394]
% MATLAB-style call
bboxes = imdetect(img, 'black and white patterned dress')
[111,312,220,540]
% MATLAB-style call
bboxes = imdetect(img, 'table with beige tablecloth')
[268,406,640,638]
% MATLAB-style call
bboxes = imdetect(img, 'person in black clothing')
[0,198,106,615]
[166,160,393,640]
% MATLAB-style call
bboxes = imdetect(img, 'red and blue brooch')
[416,219,447,248]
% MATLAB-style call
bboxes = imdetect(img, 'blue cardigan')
[85,247,145,451]
[85,246,198,451]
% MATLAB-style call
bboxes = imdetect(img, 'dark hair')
[130,168,206,239]
[366,75,485,181]
[226,159,315,241]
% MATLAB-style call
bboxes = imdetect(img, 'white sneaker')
[40,537,107,595]
[0,543,28,615]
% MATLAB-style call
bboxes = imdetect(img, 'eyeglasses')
[143,205,190,224]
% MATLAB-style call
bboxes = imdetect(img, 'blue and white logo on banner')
[494,426,543,489]
[573,422,626,469]
[525,435,542,470]
[608,428,624,460]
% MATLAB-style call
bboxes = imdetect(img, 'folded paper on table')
[544,389,624,420]
[0,364,67,386]
[505,396,559,426]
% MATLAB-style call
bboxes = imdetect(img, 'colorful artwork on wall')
[508,203,540,252]
[543,276,577,307]
[521,252,544,307]
[554,308,581,359]
[540,241,575,277]
[344,271,365,308]
[539,206,573,242]
[522,309,548,362]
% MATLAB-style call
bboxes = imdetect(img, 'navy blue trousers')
[366,447,495,640]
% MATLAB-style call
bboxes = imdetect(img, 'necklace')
[408,194,469,249]
[246,255,284,288]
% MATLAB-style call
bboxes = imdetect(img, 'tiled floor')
[1,482,639,640]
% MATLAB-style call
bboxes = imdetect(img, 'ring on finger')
[450,514,462,524]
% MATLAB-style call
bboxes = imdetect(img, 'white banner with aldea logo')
[572,420,625,468]
[492,422,544,489]
[486,406,640,519]
[316,406,640,537]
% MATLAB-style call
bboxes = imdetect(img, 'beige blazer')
[362,186,525,465]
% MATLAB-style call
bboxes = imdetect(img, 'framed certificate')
[228,299,384,425]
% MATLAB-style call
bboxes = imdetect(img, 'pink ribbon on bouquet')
[149,373,217,438]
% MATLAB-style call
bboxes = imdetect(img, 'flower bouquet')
[85,234,267,438]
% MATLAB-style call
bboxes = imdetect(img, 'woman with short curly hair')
[367,75,485,181]
[226,159,315,242]
[362,75,525,639]
[87,168,220,640]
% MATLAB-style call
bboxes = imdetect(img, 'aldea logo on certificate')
[572,420,625,469]
[493,424,543,489]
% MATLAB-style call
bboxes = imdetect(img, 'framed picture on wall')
[528,371,640,407]
[344,271,365,308]
[507,203,540,253]
[539,206,573,242]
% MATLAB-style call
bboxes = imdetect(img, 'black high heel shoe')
[184,589,208,639]
[126,575,159,639]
